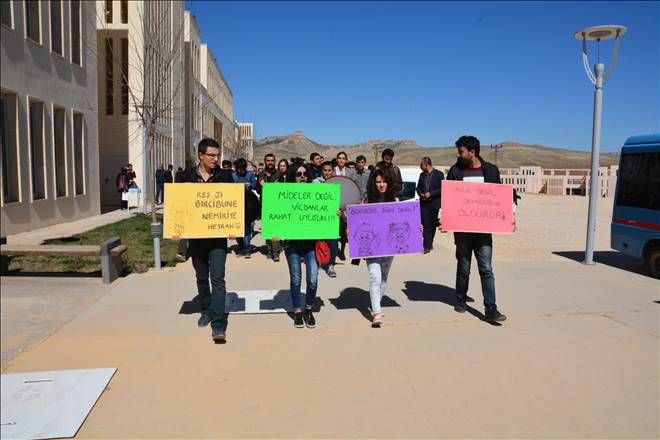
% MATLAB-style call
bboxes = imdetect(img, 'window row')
[1,90,86,205]
[105,0,128,25]
[1,1,83,66]
[104,36,129,115]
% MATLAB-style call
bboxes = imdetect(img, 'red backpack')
[315,240,331,266]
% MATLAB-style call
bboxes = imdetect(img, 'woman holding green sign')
[365,169,398,328]
[284,161,320,328]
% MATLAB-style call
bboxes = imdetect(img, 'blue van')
[610,134,660,278]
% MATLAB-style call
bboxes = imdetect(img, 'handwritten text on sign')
[163,183,245,238]
[441,180,514,234]
[261,183,340,239]
[347,201,424,258]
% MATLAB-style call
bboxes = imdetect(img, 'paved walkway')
[5,209,138,245]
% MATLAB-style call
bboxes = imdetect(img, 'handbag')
[315,240,331,266]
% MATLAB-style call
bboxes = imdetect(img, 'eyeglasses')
[296,171,308,177]
[204,153,220,158]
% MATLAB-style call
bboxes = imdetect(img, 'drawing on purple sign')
[346,201,424,258]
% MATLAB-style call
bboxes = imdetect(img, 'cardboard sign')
[441,180,514,233]
[261,183,341,239]
[163,183,245,238]
[346,201,424,258]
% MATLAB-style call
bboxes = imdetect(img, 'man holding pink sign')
[441,135,515,323]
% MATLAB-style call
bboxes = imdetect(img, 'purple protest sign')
[346,201,424,258]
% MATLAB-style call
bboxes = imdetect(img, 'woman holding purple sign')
[365,169,398,327]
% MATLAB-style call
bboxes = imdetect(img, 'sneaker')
[244,250,251,259]
[211,328,226,342]
[272,252,280,262]
[293,312,304,328]
[197,313,212,327]
[454,301,467,313]
[326,265,337,278]
[338,251,346,261]
[235,250,244,258]
[303,309,316,328]
[423,248,431,254]
[175,253,187,262]
[485,309,507,322]
[371,312,384,328]
[465,295,475,303]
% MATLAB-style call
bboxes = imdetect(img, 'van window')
[616,151,660,210]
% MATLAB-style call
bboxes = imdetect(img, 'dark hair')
[278,158,289,168]
[221,160,232,168]
[455,135,480,156]
[347,161,356,168]
[168,164,173,169]
[356,155,366,162]
[287,162,311,183]
[321,160,333,169]
[198,138,220,154]
[368,164,374,171]
[421,156,432,166]
[331,158,338,168]
[382,148,394,159]
[310,152,321,161]
[367,168,396,202]
[264,153,276,161]
[235,158,247,169]
[336,151,348,160]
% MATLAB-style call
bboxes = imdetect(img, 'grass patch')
[9,214,179,274]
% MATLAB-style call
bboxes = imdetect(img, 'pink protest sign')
[441,180,514,234]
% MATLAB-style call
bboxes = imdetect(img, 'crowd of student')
[173,136,511,343]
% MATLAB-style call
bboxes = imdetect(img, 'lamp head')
[574,25,627,41]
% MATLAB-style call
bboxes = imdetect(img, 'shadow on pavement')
[401,280,456,305]
[329,287,400,322]
[553,251,653,279]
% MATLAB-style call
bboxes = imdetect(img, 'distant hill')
[253,131,620,169]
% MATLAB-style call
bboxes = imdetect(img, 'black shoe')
[485,309,507,322]
[197,313,212,327]
[211,328,226,342]
[244,250,251,259]
[338,251,346,261]
[465,295,475,303]
[423,248,431,254]
[454,301,467,313]
[303,309,316,328]
[272,253,280,262]
[293,312,304,328]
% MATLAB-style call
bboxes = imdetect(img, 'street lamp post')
[574,25,627,265]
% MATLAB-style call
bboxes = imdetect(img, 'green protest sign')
[261,183,341,239]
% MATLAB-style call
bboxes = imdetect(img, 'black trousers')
[421,203,439,250]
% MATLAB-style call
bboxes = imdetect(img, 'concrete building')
[1,0,100,235]
[183,12,235,163]
[96,0,185,210]
[237,122,254,160]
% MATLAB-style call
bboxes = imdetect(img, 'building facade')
[183,12,235,163]
[96,0,185,209]
[1,0,100,235]
[237,122,254,161]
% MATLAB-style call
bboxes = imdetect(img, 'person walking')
[442,135,509,323]
[174,166,188,262]
[416,157,444,253]
[116,166,129,209]
[283,161,320,328]
[374,149,403,197]
[308,152,323,180]
[155,164,167,204]
[178,138,234,342]
[353,155,371,202]
[232,158,259,258]
[312,161,339,277]
[258,153,282,261]
[276,159,289,182]
[364,169,398,327]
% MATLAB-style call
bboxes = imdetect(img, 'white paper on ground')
[1,368,116,440]
[225,290,303,314]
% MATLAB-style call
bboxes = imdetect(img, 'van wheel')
[644,246,660,279]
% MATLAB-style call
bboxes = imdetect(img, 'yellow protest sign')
[163,183,245,238]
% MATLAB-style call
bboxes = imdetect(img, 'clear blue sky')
[188,1,659,152]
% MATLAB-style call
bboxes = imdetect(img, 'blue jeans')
[327,239,338,266]
[455,234,497,310]
[191,247,228,330]
[285,241,319,310]
[236,221,253,251]
[155,183,164,203]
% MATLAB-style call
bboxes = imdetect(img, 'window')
[121,37,128,114]
[616,152,660,210]
[1,92,20,204]
[53,106,66,197]
[121,0,127,24]
[70,0,80,65]
[105,38,113,115]
[73,112,84,195]
[25,0,40,42]
[29,99,45,200]
[50,0,62,55]
[105,0,112,23]
[0,1,12,28]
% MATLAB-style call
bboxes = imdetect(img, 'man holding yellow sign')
[165,138,240,343]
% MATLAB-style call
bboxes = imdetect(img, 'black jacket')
[416,168,445,210]
[181,166,233,184]
[446,158,501,184]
